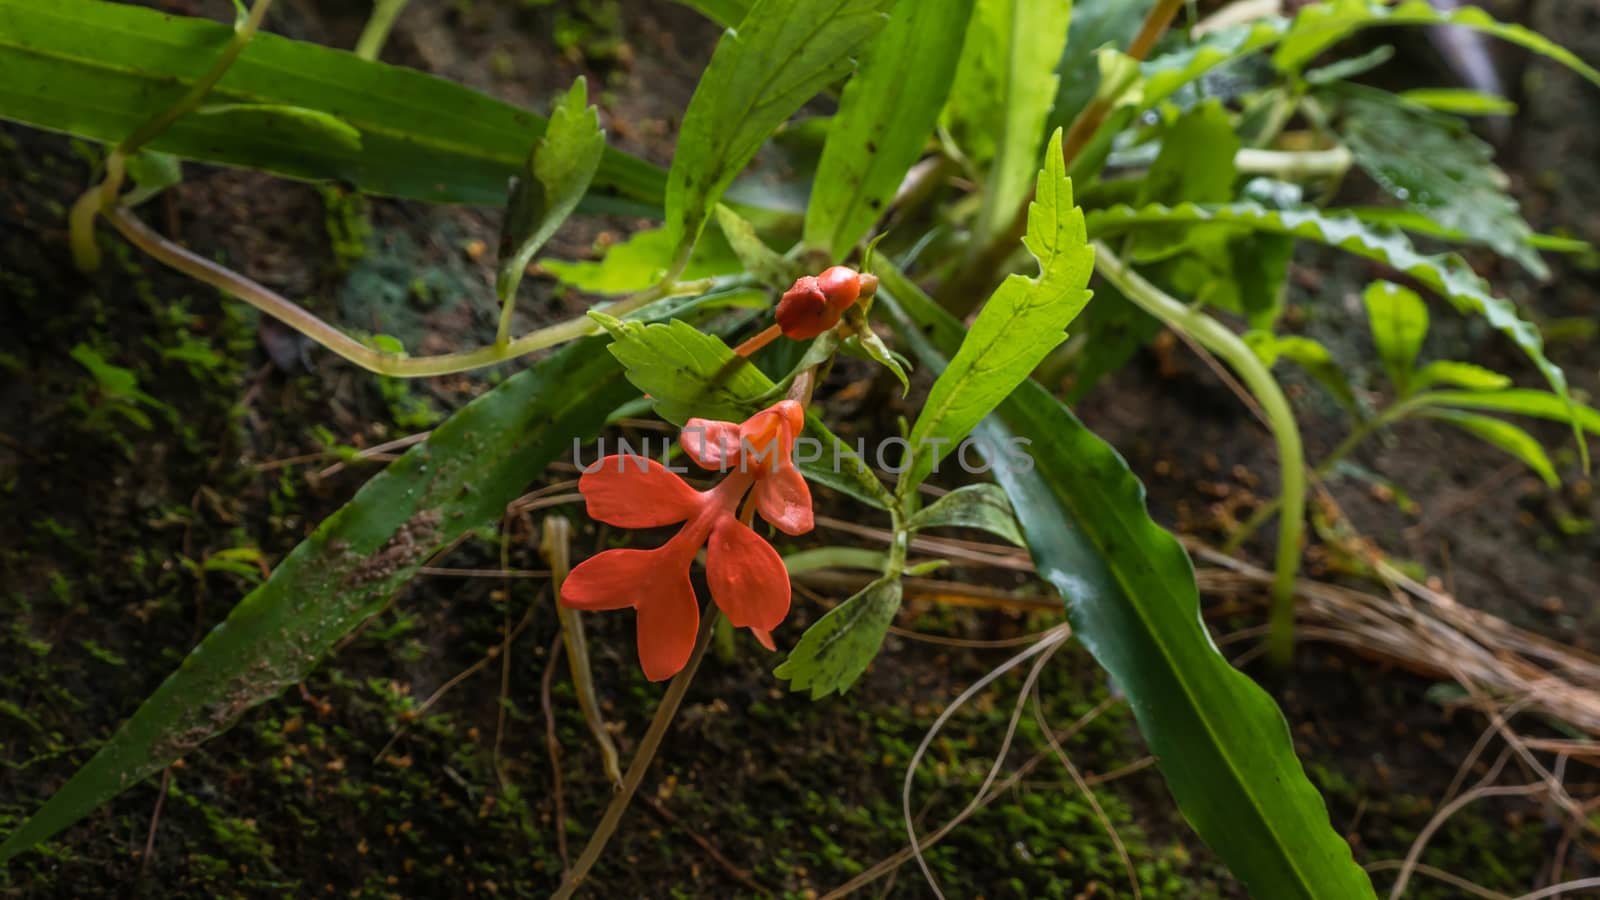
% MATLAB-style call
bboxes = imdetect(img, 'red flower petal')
[705,516,790,632]
[681,418,743,471]
[559,547,665,611]
[752,463,813,535]
[749,628,776,651]
[579,456,701,528]
[635,571,700,681]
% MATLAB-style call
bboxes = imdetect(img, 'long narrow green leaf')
[664,0,889,260]
[1087,202,1584,460]
[1421,409,1559,488]
[1274,0,1600,88]
[0,0,662,208]
[877,264,1374,899]
[905,129,1093,489]
[972,0,1074,248]
[804,0,975,259]
[0,332,655,863]
[1421,389,1600,435]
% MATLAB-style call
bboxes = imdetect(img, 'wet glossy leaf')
[806,0,974,259]
[1331,86,1545,277]
[878,264,1375,899]
[906,129,1094,489]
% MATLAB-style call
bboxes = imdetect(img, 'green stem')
[105,207,718,378]
[70,0,274,271]
[354,0,411,61]
[1232,146,1353,181]
[1223,394,1430,552]
[1095,242,1306,663]
[550,610,721,900]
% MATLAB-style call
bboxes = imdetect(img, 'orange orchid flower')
[559,400,813,681]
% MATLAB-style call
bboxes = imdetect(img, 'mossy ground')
[3,0,1597,897]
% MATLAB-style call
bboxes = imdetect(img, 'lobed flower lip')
[560,402,815,680]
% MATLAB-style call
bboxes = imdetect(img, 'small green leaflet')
[1410,361,1511,392]
[774,574,901,698]
[496,79,605,302]
[1400,87,1516,117]
[543,226,742,295]
[1421,409,1559,487]
[905,128,1094,490]
[805,0,975,258]
[905,483,1025,547]
[714,205,802,290]
[1085,201,1586,465]
[1362,281,1428,393]
[1246,332,1357,412]
[122,149,183,206]
[664,0,889,265]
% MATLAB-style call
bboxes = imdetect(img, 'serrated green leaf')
[774,574,901,698]
[714,204,802,290]
[805,0,974,258]
[1332,85,1545,277]
[496,79,605,300]
[1362,281,1428,393]
[591,314,773,425]
[0,0,663,208]
[877,264,1375,900]
[1274,0,1600,90]
[1411,360,1511,392]
[906,483,1024,546]
[1421,409,1559,487]
[1247,332,1358,412]
[195,102,362,152]
[905,129,1093,489]
[1399,87,1517,117]
[1085,201,1584,461]
[664,0,889,263]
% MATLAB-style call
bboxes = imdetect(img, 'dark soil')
[2,1,1597,898]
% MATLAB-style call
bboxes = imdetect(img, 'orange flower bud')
[776,267,871,340]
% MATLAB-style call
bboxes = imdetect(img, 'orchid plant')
[2,0,1598,896]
